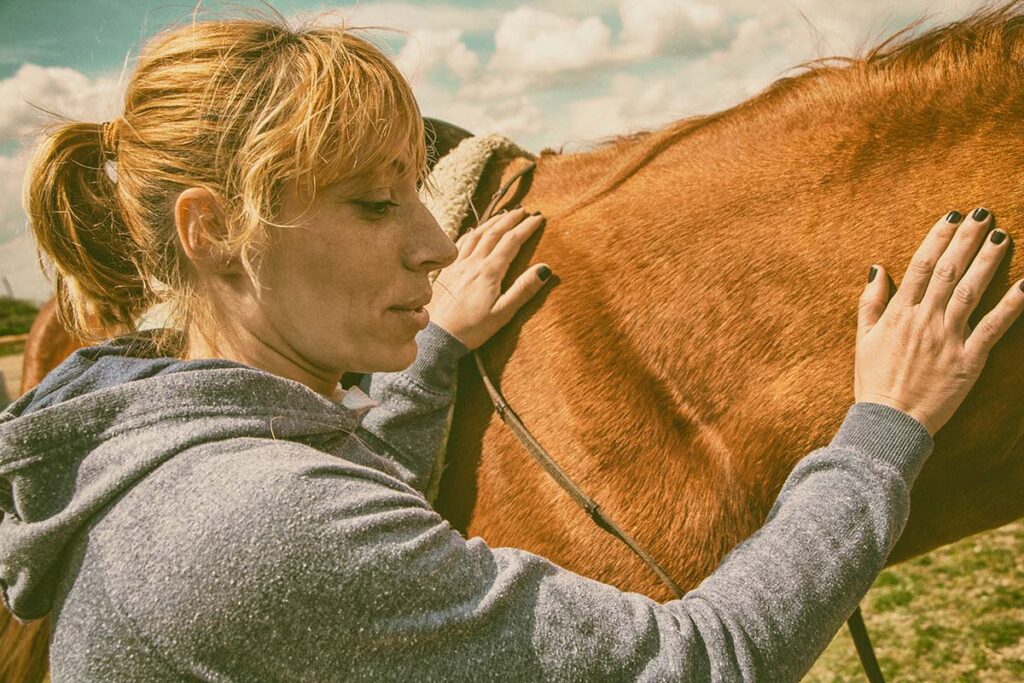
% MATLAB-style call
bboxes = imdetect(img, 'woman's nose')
[406,207,458,272]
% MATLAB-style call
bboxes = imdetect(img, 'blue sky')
[0,0,988,302]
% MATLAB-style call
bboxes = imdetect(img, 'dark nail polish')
[537,265,551,281]
[946,210,963,223]
[868,266,877,283]
[991,230,1006,245]
[973,207,990,221]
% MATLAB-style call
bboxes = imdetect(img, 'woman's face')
[245,170,458,383]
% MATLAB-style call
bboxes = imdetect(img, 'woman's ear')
[174,187,241,276]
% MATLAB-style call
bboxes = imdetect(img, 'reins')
[466,159,885,683]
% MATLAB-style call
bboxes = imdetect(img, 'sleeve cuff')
[403,321,472,391]
[828,401,935,483]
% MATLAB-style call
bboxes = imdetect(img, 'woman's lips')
[388,306,429,329]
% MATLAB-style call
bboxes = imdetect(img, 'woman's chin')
[369,339,419,373]
[342,331,420,374]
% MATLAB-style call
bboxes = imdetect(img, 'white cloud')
[0,149,50,303]
[413,78,544,139]
[0,229,50,304]
[465,1,736,100]
[449,95,545,138]
[489,7,614,75]
[617,0,731,59]
[564,73,692,144]
[535,0,992,151]
[0,63,121,140]
[0,150,30,244]
[394,29,479,83]
[295,2,504,34]
[708,0,986,64]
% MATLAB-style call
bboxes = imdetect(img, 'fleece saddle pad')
[421,134,535,271]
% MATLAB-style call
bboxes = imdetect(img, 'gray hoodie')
[0,320,933,682]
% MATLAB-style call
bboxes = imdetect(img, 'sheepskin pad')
[421,134,535,274]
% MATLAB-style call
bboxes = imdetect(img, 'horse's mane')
[558,0,1024,217]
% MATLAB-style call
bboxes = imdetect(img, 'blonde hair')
[23,11,427,354]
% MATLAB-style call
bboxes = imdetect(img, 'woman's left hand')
[426,207,552,351]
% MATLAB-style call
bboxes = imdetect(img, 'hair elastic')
[100,119,120,159]
[100,119,121,183]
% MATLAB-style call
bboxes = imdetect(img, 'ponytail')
[23,121,151,342]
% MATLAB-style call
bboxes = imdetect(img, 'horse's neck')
[532,91,1024,483]
[518,103,967,459]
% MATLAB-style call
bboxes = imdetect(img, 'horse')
[9,3,1024,679]
[435,0,1024,646]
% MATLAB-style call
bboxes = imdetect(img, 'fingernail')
[868,265,877,283]
[973,207,990,221]
[537,265,551,281]
[990,230,1006,245]
[946,210,963,223]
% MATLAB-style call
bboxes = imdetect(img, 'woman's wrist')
[401,321,471,391]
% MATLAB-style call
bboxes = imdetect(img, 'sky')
[0,0,993,303]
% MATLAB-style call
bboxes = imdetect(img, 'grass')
[0,297,38,357]
[804,519,1024,682]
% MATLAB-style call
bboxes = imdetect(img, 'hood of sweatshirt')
[0,330,378,620]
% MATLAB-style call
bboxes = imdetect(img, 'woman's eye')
[354,200,399,217]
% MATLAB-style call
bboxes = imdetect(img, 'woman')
[1,14,1021,682]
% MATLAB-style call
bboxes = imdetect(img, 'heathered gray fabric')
[0,320,934,682]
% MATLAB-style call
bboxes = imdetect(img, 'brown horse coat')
[436,4,1024,599]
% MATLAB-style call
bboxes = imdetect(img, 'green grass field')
[805,519,1024,682]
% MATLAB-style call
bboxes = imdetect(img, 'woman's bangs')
[315,110,425,193]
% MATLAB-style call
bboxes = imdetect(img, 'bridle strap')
[466,157,885,683]
[472,349,687,597]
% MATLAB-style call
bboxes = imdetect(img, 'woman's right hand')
[856,207,1023,437]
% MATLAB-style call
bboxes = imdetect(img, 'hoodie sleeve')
[131,400,932,682]
[354,320,470,495]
